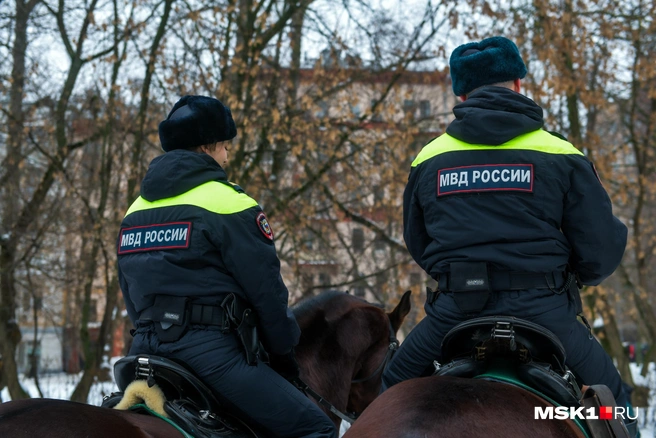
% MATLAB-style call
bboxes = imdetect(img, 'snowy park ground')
[630,362,656,437]
[2,360,655,437]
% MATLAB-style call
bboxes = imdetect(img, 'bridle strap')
[292,319,400,425]
[292,377,358,424]
[351,320,399,384]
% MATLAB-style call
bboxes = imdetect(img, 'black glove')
[269,350,300,381]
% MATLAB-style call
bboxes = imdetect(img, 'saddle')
[436,316,580,406]
[434,317,632,438]
[102,355,265,438]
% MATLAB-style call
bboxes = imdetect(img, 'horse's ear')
[387,290,412,333]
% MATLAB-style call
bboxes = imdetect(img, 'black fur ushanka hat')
[158,95,237,152]
[449,36,527,96]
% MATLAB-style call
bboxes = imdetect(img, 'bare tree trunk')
[70,242,101,403]
[273,2,307,179]
[594,289,634,387]
[28,276,44,398]
[2,0,110,400]
[633,287,656,377]
[0,244,28,399]
[0,0,41,401]
[71,1,134,399]
[623,37,656,377]
[127,0,175,202]
[617,266,656,378]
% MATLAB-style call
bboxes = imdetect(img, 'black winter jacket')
[404,87,627,285]
[117,149,300,355]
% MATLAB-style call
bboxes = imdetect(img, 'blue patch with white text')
[118,222,192,254]
[437,164,534,196]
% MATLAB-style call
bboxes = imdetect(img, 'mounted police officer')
[382,37,636,435]
[117,95,336,438]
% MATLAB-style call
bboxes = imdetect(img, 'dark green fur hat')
[158,95,237,152]
[449,36,527,96]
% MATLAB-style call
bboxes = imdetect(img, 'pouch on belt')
[151,295,190,342]
[449,262,491,315]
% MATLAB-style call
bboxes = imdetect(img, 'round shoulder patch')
[256,212,274,241]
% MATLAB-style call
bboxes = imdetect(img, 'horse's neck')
[300,353,354,419]
[296,324,358,415]
[314,356,353,396]
[295,295,373,420]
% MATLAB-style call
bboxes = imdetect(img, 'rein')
[294,320,400,424]
[292,378,358,424]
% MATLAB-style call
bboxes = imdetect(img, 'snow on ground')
[1,371,116,406]
[641,423,654,438]
[631,362,656,437]
[2,360,655,437]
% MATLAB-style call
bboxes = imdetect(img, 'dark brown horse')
[343,375,586,438]
[0,290,411,438]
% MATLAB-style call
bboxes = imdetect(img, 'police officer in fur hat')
[382,37,636,436]
[117,95,336,438]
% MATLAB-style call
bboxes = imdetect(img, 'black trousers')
[381,288,629,408]
[130,324,336,438]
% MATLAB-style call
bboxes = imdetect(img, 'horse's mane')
[292,290,385,320]
[291,290,347,319]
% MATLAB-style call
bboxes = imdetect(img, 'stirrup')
[581,385,631,438]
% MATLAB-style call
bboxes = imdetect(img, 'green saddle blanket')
[129,403,194,438]
[475,365,591,438]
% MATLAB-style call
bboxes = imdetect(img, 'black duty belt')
[437,270,566,293]
[140,303,227,327]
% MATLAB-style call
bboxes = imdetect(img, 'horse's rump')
[344,376,585,438]
[0,291,412,438]
[0,398,181,438]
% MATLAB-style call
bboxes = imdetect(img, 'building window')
[89,299,98,323]
[373,185,385,203]
[373,238,386,255]
[352,228,365,253]
[303,230,314,250]
[316,100,329,118]
[404,99,417,120]
[372,144,384,162]
[262,150,273,166]
[21,291,31,313]
[301,272,315,292]
[350,103,362,117]
[318,273,331,288]
[419,100,431,118]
